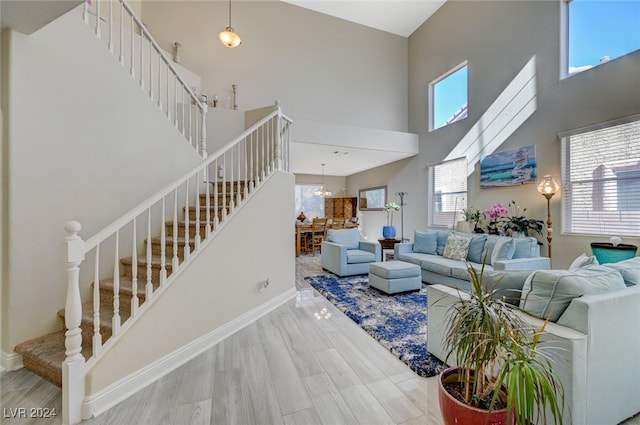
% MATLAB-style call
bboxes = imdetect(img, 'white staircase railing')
[62,104,292,424]
[81,0,207,157]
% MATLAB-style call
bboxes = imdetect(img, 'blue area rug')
[304,274,446,378]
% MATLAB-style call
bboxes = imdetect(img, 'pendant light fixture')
[314,164,333,197]
[218,0,241,48]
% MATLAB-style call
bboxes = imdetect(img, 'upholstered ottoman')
[369,261,422,294]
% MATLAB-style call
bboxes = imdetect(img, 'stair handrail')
[62,103,291,424]
[82,0,208,157]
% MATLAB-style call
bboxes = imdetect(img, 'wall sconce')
[537,175,560,259]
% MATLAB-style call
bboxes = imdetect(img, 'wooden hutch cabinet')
[325,197,358,220]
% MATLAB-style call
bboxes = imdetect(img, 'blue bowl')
[590,242,637,264]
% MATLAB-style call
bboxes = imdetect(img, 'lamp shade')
[218,28,241,48]
[537,175,559,196]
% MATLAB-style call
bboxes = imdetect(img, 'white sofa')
[427,260,640,425]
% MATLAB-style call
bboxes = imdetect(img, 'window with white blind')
[430,157,468,227]
[294,184,325,221]
[561,115,640,236]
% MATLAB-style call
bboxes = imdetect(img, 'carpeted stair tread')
[58,300,132,330]
[120,255,177,268]
[148,236,196,246]
[15,330,92,387]
[98,276,158,297]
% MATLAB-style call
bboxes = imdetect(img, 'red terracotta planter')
[438,367,514,425]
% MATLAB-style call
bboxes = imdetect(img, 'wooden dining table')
[295,222,358,257]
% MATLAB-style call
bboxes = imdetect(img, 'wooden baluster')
[236,143,242,207]
[205,172,212,237]
[157,55,162,110]
[184,179,190,260]
[119,1,124,65]
[188,96,193,147]
[165,61,170,118]
[261,125,266,181]
[244,137,249,198]
[172,188,179,271]
[276,104,283,171]
[149,42,154,101]
[140,32,145,90]
[145,208,153,300]
[249,132,254,191]
[181,89,186,137]
[93,244,102,357]
[195,175,201,249]
[229,146,237,212]
[222,154,227,220]
[160,197,167,286]
[83,0,89,23]
[108,0,113,53]
[131,218,139,317]
[214,159,220,227]
[63,221,86,425]
[95,0,101,39]
[112,231,121,336]
[200,105,208,158]
[174,76,178,127]
[130,14,135,78]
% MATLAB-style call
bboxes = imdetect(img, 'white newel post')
[275,101,283,171]
[63,221,86,425]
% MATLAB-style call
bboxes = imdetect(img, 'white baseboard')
[81,287,296,420]
[1,351,24,372]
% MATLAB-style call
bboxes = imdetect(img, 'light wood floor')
[2,255,640,425]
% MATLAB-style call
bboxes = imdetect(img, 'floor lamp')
[537,175,560,260]
[396,192,408,242]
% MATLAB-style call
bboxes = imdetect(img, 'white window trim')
[429,61,468,132]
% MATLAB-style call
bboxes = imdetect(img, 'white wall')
[2,11,203,352]
[86,171,295,396]
[140,1,409,132]
[349,0,640,268]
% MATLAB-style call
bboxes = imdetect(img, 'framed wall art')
[480,145,537,188]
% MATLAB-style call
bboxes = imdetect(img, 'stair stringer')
[81,170,295,420]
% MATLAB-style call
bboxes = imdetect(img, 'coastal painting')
[480,145,537,188]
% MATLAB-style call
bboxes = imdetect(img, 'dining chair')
[331,218,346,229]
[311,217,328,256]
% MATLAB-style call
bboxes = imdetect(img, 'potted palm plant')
[438,259,565,425]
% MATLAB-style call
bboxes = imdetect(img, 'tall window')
[561,115,640,236]
[430,63,468,131]
[294,184,325,221]
[430,157,468,227]
[565,0,640,76]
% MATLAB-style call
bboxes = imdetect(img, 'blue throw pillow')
[491,237,516,265]
[413,231,438,254]
[436,231,450,256]
[466,234,488,263]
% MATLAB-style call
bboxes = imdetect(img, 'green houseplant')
[462,206,486,233]
[438,259,564,425]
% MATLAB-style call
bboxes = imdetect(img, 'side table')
[378,238,401,261]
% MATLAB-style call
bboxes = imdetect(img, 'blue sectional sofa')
[394,230,551,291]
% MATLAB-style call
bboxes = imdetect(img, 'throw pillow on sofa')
[520,265,626,322]
[443,233,472,261]
[413,230,438,254]
[466,234,487,263]
[602,256,640,286]
[436,231,450,256]
[490,237,516,265]
[568,252,599,270]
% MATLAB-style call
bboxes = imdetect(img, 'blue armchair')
[321,228,381,276]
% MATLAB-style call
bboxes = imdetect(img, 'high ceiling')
[281,0,446,37]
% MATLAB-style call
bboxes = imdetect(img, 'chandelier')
[314,164,332,197]
[218,0,241,48]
